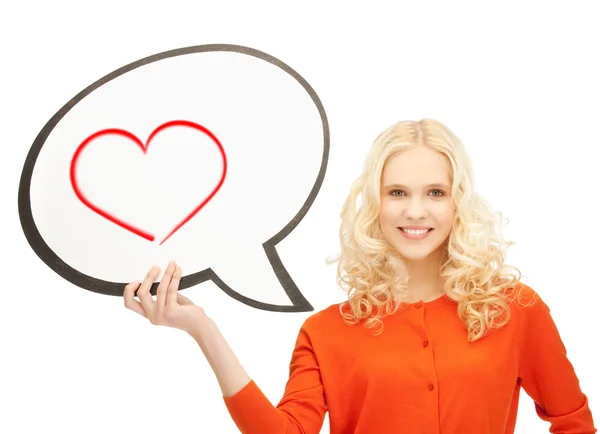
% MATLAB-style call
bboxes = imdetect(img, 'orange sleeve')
[518,288,597,433]
[222,313,327,434]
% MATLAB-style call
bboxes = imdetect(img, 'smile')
[398,228,433,240]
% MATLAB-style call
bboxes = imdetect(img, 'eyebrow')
[382,183,451,190]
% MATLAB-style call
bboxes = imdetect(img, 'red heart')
[69,120,227,245]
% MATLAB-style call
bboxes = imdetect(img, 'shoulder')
[504,281,546,309]
[503,281,553,325]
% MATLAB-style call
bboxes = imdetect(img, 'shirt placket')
[414,302,441,434]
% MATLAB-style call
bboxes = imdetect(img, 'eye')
[389,189,445,197]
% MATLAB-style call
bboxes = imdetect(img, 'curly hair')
[327,119,526,342]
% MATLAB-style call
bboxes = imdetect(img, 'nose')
[405,197,428,220]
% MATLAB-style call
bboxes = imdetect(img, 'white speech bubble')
[19,45,329,312]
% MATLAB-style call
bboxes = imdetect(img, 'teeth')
[402,228,430,235]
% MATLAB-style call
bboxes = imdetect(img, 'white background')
[1,1,599,433]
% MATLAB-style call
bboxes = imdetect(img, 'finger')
[156,261,175,314]
[124,281,147,317]
[137,265,160,317]
[176,292,194,306]
[167,264,183,309]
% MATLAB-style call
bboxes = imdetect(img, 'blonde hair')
[328,119,525,342]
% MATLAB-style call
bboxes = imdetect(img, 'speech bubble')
[18,44,329,312]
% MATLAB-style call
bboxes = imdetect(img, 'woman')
[124,119,596,433]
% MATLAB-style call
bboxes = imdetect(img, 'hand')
[124,261,206,336]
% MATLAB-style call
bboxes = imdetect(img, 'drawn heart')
[69,120,227,245]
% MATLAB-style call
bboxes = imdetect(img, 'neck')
[403,248,447,303]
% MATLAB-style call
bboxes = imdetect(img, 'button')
[423,340,429,348]
[415,302,423,308]
[428,384,434,391]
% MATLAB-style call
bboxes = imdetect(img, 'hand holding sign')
[124,261,204,335]
[125,260,253,398]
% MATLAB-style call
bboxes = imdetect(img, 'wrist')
[188,310,216,343]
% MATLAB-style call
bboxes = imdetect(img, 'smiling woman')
[332,119,525,340]
[125,119,597,434]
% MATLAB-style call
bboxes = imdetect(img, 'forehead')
[381,146,452,185]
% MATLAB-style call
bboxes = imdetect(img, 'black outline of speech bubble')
[18,44,329,313]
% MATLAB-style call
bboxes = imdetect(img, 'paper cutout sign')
[18,44,329,312]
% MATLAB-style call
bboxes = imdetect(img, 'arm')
[124,261,327,434]
[517,287,597,433]
[189,314,252,398]
[191,313,327,434]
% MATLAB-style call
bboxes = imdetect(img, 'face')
[378,146,454,262]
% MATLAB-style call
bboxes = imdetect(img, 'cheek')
[438,207,455,229]
[378,202,396,227]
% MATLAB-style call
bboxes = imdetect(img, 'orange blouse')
[223,284,596,433]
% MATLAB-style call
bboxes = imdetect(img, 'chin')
[387,237,446,262]
[394,248,435,261]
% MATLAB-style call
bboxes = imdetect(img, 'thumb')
[177,293,195,306]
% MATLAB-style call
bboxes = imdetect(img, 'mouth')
[398,227,434,240]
